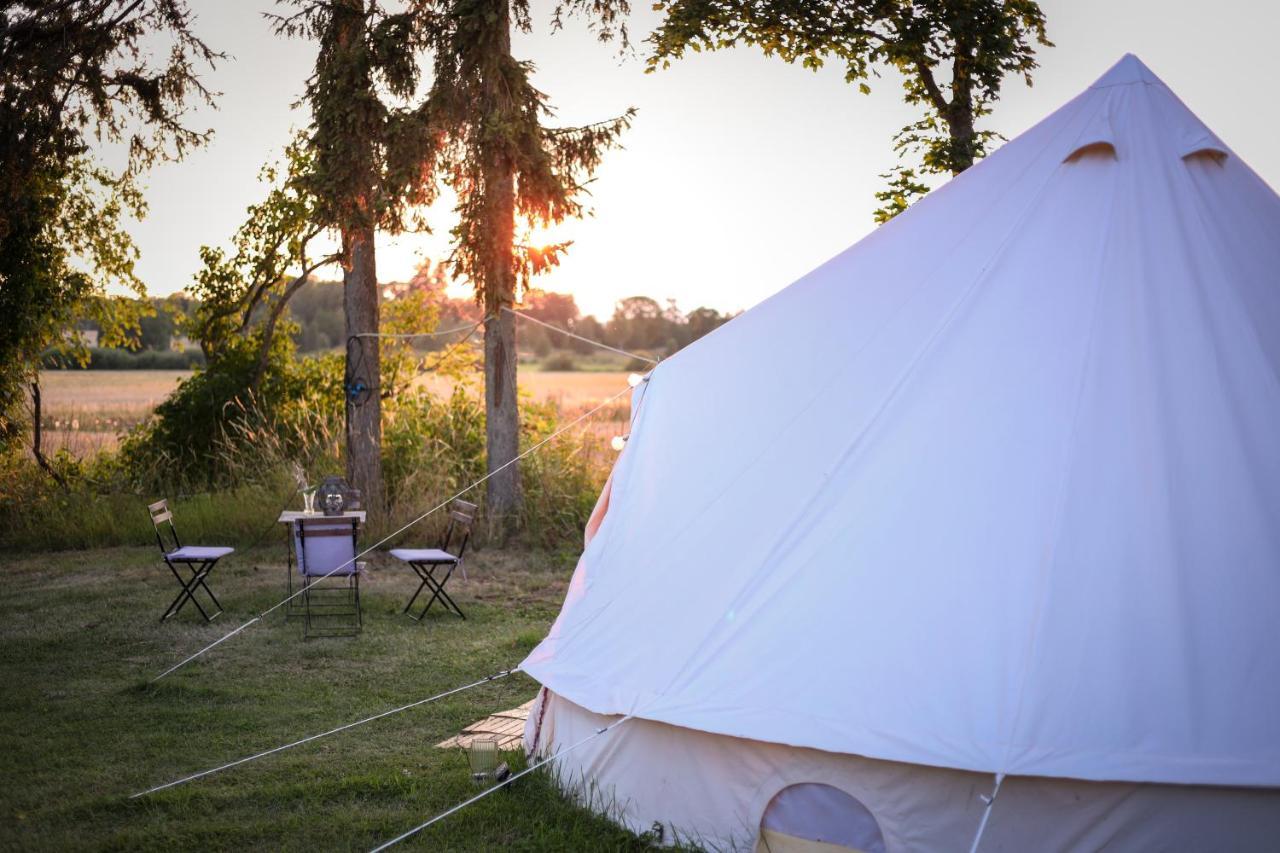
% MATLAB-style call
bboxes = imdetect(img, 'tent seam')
[994,128,1127,777]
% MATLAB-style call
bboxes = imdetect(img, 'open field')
[36,370,634,456]
[36,370,194,456]
[0,543,677,851]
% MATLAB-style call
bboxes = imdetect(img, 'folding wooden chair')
[148,499,233,623]
[390,499,476,621]
[296,516,364,639]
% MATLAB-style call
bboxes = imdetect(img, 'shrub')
[542,351,578,371]
[7,340,613,552]
[118,335,343,491]
[41,347,206,370]
[624,356,655,372]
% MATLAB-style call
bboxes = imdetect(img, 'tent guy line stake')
[130,669,520,799]
[502,307,660,365]
[369,715,635,852]
[967,772,1005,853]
[151,385,635,682]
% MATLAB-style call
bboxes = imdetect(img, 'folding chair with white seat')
[148,499,233,623]
[390,499,476,621]
[296,516,364,639]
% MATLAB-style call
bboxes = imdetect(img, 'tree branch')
[246,252,340,393]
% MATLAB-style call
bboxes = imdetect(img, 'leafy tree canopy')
[186,136,338,391]
[273,0,443,237]
[426,0,636,307]
[0,0,217,450]
[647,0,1050,219]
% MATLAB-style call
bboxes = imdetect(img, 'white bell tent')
[521,54,1280,851]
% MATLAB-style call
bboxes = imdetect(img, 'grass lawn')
[0,543,669,851]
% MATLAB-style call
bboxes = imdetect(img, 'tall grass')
[0,381,619,554]
[0,454,298,552]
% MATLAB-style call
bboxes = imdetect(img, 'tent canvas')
[520,54,1280,850]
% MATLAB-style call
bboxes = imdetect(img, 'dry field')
[411,370,633,406]
[36,370,191,456]
[36,369,633,456]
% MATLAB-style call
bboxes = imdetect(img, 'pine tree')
[428,0,633,534]
[276,0,441,507]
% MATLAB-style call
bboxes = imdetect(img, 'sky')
[114,0,1280,319]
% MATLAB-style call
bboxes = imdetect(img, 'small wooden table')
[278,511,367,618]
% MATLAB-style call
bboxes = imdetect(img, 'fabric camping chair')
[296,516,364,639]
[148,499,233,623]
[390,499,477,621]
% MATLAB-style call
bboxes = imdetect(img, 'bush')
[542,351,578,371]
[41,347,206,370]
[118,336,343,491]
[6,337,613,552]
[624,356,655,373]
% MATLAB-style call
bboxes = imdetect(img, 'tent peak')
[1090,53,1163,89]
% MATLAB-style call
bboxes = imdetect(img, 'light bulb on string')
[610,434,629,452]
[627,372,645,388]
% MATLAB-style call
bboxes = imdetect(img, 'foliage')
[186,136,338,389]
[648,0,1051,217]
[41,347,207,371]
[0,157,150,447]
[137,297,183,351]
[286,280,349,351]
[0,0,217,452]
[380,258,481,395]
[872,165,932,223]
[427,0,636,308]
[118,341,345,492]
[606,295,732,355]
[0,0,218,211]
[273,0,441,238]
[5,374,614,555]
[543,351,579,370]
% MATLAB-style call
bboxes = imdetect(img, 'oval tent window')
[757,783,886,853]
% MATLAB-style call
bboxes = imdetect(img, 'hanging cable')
[369,716,634,852]
[131,668,519,798]
[151,384,636,682]
[345,321,484,407]
[502,307,659,365]
[388,320,482,397]
[348,320,483,340]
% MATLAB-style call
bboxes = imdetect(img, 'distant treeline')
[291,280,737,359]
[41,347,206,370]
[49,281,736,368]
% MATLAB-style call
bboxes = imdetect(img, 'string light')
[611,434,629,451]
[627,372,646,387]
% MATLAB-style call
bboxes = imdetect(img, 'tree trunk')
[30,380,66,489]
[344,226,383,509]
[947,106,976,174]
[484,300,519,533]
[482,0,521,537]
[947,45,976,175]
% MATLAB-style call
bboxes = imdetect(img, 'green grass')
[0,543,674,851]
[0,483,302,553]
